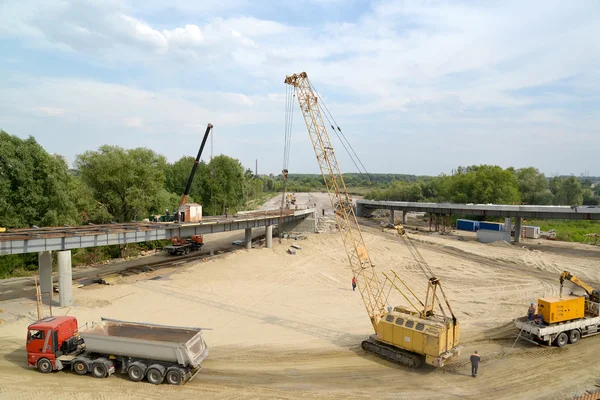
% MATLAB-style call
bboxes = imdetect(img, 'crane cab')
[26,316,82,371]
[376,310,460,367]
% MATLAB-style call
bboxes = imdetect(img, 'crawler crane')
[284,72,461,367]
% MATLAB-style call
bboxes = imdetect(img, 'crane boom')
[560,271,600,302]
[284,72,386,330]
[180,123,213,206]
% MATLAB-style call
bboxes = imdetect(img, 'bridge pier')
[402,210,407,225]
[38,251,53,295]
[265,225,273,249]
[57,250,72,306]
[514,217,522,243]
[245,228,252,250]
[389,209,395,226]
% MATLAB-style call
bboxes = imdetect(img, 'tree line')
[364,165,600,206]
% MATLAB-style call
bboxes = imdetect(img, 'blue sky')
[0,0,598,176]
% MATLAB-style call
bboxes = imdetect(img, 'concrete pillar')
[266,225,273,249]
[57,250,72,307]
[504,218,512,243]
[38,251,53,295]
[402,210,407,225]
[514,217,522,243]
[389,209,395,226]
[245,228,252,250]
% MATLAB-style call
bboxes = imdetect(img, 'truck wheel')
[73,360,88,375]
[568,329,581,344]
[37,358,53,373]
[128,364,145,382]
[146,368,164,385]
[555,332,569,347]
[91,361,108,378]
[185,247,190,254]
[166,368,184,385]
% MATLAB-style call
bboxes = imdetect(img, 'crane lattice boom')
[284,72,386,330]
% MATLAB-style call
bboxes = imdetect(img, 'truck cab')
[27,316,82,372]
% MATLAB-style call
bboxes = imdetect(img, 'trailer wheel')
[127,364,145,382]
[184,247,190,254]
[73,360,88,375]
[37,358,53,373]
[91,360,108,378]
[166,368,184,385]
[568,329,581,344]
[555,332,569,347]
[146,367,164,385]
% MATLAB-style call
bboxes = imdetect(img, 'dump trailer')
[514,300,600,347]
[27,316,209,385]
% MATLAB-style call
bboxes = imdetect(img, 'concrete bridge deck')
[0,208,316,306]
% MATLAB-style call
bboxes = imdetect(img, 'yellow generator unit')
[538,296,584,324]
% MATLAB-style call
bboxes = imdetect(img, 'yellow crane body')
[538,296,585,324]
[377,311,460,367]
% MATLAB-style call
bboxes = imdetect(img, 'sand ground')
[1,193,600,399]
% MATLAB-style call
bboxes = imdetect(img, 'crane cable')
[308,78,371,181]
[278,84,295,242]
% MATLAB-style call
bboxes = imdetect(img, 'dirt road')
[2,194,600,399]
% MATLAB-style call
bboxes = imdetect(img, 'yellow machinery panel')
[538,296,584,324]
[377,312,460,366]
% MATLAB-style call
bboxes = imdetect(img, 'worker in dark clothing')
[225,206,229,218]
[470,350,480,377]
[352,276,357,291]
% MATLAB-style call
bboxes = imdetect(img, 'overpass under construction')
[0,208,316,306]
[356,200,600,241]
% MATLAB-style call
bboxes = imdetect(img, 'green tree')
[0,131,80,228]
[554,176,583,205]
[515,167,553,205]
[164,156,209,204]
[438,165,520,204]
[205,155,245,214]
[74,146,166,222]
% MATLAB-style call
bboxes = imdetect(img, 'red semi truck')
[27,316,209,385]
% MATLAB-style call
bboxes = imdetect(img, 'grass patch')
[525,219,600,243]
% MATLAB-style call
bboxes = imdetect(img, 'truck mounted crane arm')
[180,123,213,206]
[560,271,600,302]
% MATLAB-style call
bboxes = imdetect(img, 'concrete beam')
[57,250,72,306]
[38,251,53,294]
[245,228,252,250]
[514,217,522,243]
[389,209,395,226]
[266,225,273,249]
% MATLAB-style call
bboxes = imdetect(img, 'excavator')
[284,72,461,367]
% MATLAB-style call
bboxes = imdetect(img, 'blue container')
[456,219,480,232]
[479,221,503,231]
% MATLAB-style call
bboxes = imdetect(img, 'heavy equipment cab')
[27,316,82,371]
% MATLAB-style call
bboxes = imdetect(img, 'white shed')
[178,203,203,222]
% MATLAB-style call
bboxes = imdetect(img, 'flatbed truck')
[27,316,209,385]
[513,300,600,347]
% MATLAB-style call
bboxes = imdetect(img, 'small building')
[178,203,202,222]
[524,226,540,239]
[479,221,503,231]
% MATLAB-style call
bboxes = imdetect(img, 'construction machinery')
[284,71,460,368]
[27,316,208,384]
[514,271,600,346]
[163,235,204,256]
[176,123,213,222]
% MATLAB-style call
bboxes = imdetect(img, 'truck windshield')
[28,330,45,341]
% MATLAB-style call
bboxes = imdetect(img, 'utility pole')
[255,159,258,177]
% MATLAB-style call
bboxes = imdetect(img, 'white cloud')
[35,107,67,116]
[124,117,144,128]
